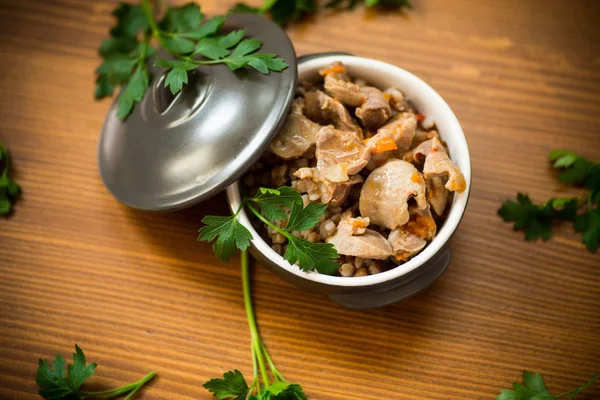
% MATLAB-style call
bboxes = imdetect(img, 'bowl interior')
[228,55,471,288]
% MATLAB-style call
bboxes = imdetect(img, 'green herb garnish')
[199,186,339,274]
[36,344,156,400]
[498,150,600,252]
[0,141,20,216]
[496,371,599,400]
[198,186,337,398]
[230,0,412,26]
[95,0,288,119]
[203,251,308,400]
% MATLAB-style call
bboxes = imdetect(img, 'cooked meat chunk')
[327,217,393,260]
[359,160,427,230]
[411,138,434,164]
[387,205,435,261]
[421,138,466,193]
[426,176,449,216]
[403,205,437,240]
[269,98,321,159]
[366,150,401,171]
[383,88,406,112]
[388,229,427,261]
[367,112,417,152]
[412,129,440,148]
[324,74,367,107]
[355,86,392,130]
[320,175,363,206]
[320,62,367,107]
[294,167,363,206]
[363,113,415,171]
[315,126,370,182]
[304,90,361,133]
[363,113,417,170]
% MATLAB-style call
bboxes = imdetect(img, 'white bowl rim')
[227,55,471,288]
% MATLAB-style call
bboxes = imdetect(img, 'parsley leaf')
[68,345,96,390]
[198,215,253,261]
[247,186,340,274]
[550,150,600,188]
[221,39,264,70]
[230,3,263,14]
[575,207,600,252]
[285,236,340,274]
[36,355,74,400]
[182,16,226,40]
[236,0,412,23]
[250,186,303,222]
[116,61,150,119]
[285,201,328,232]
[203,370,250,400]
[162,36,195,54]
[0,142,20,216]
[36,345,97,400]
[273,384,307,399]
[496,371,600,400]
[496,371,553,400]
[230,0,317,25]
[199,186,339,273]
[498,194,555,241]
[159,3,204,32]
[269,0,318,25]
[365,0,412,7]
[155,59,197,94]
[96,3,288,119]
[267,381,289,395]
[109,3,149,39]
[36,345,156,400]
[500,150,600,253]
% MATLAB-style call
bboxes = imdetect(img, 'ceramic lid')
[98,13,297,211]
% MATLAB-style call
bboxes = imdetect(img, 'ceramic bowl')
[227,55,471,309]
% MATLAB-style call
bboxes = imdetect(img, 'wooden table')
[1,0,599,399]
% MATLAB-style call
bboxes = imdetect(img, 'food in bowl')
[242,61,466,277]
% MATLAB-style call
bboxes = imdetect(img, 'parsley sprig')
[203,252,308,400]
[230,0,412,26]
[499,150,600,252]
[198,187,337,398]
[0,141,20,215]
[36,345,156,400]
[198,186,339,275]
[95,1,288,119]
[496,371,599,400]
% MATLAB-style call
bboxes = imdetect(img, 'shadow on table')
[122,191,237,283]
[253,270,451,374]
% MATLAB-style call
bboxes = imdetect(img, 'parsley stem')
[241,250,270,388]
[556,387,579,398]
[556,373,600,399]
[141,0,165,49]
[245,203,291,240]
[85,371,156,399]
[141,0,160,37]
[182,58,241,67]
[260,342,285,382]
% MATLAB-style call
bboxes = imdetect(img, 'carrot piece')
[410,172,422,183]
[371,136,398,154]
[415,113,425,122]
[320,65,346,76]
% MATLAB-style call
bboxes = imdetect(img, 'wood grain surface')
[1,0,599,399]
